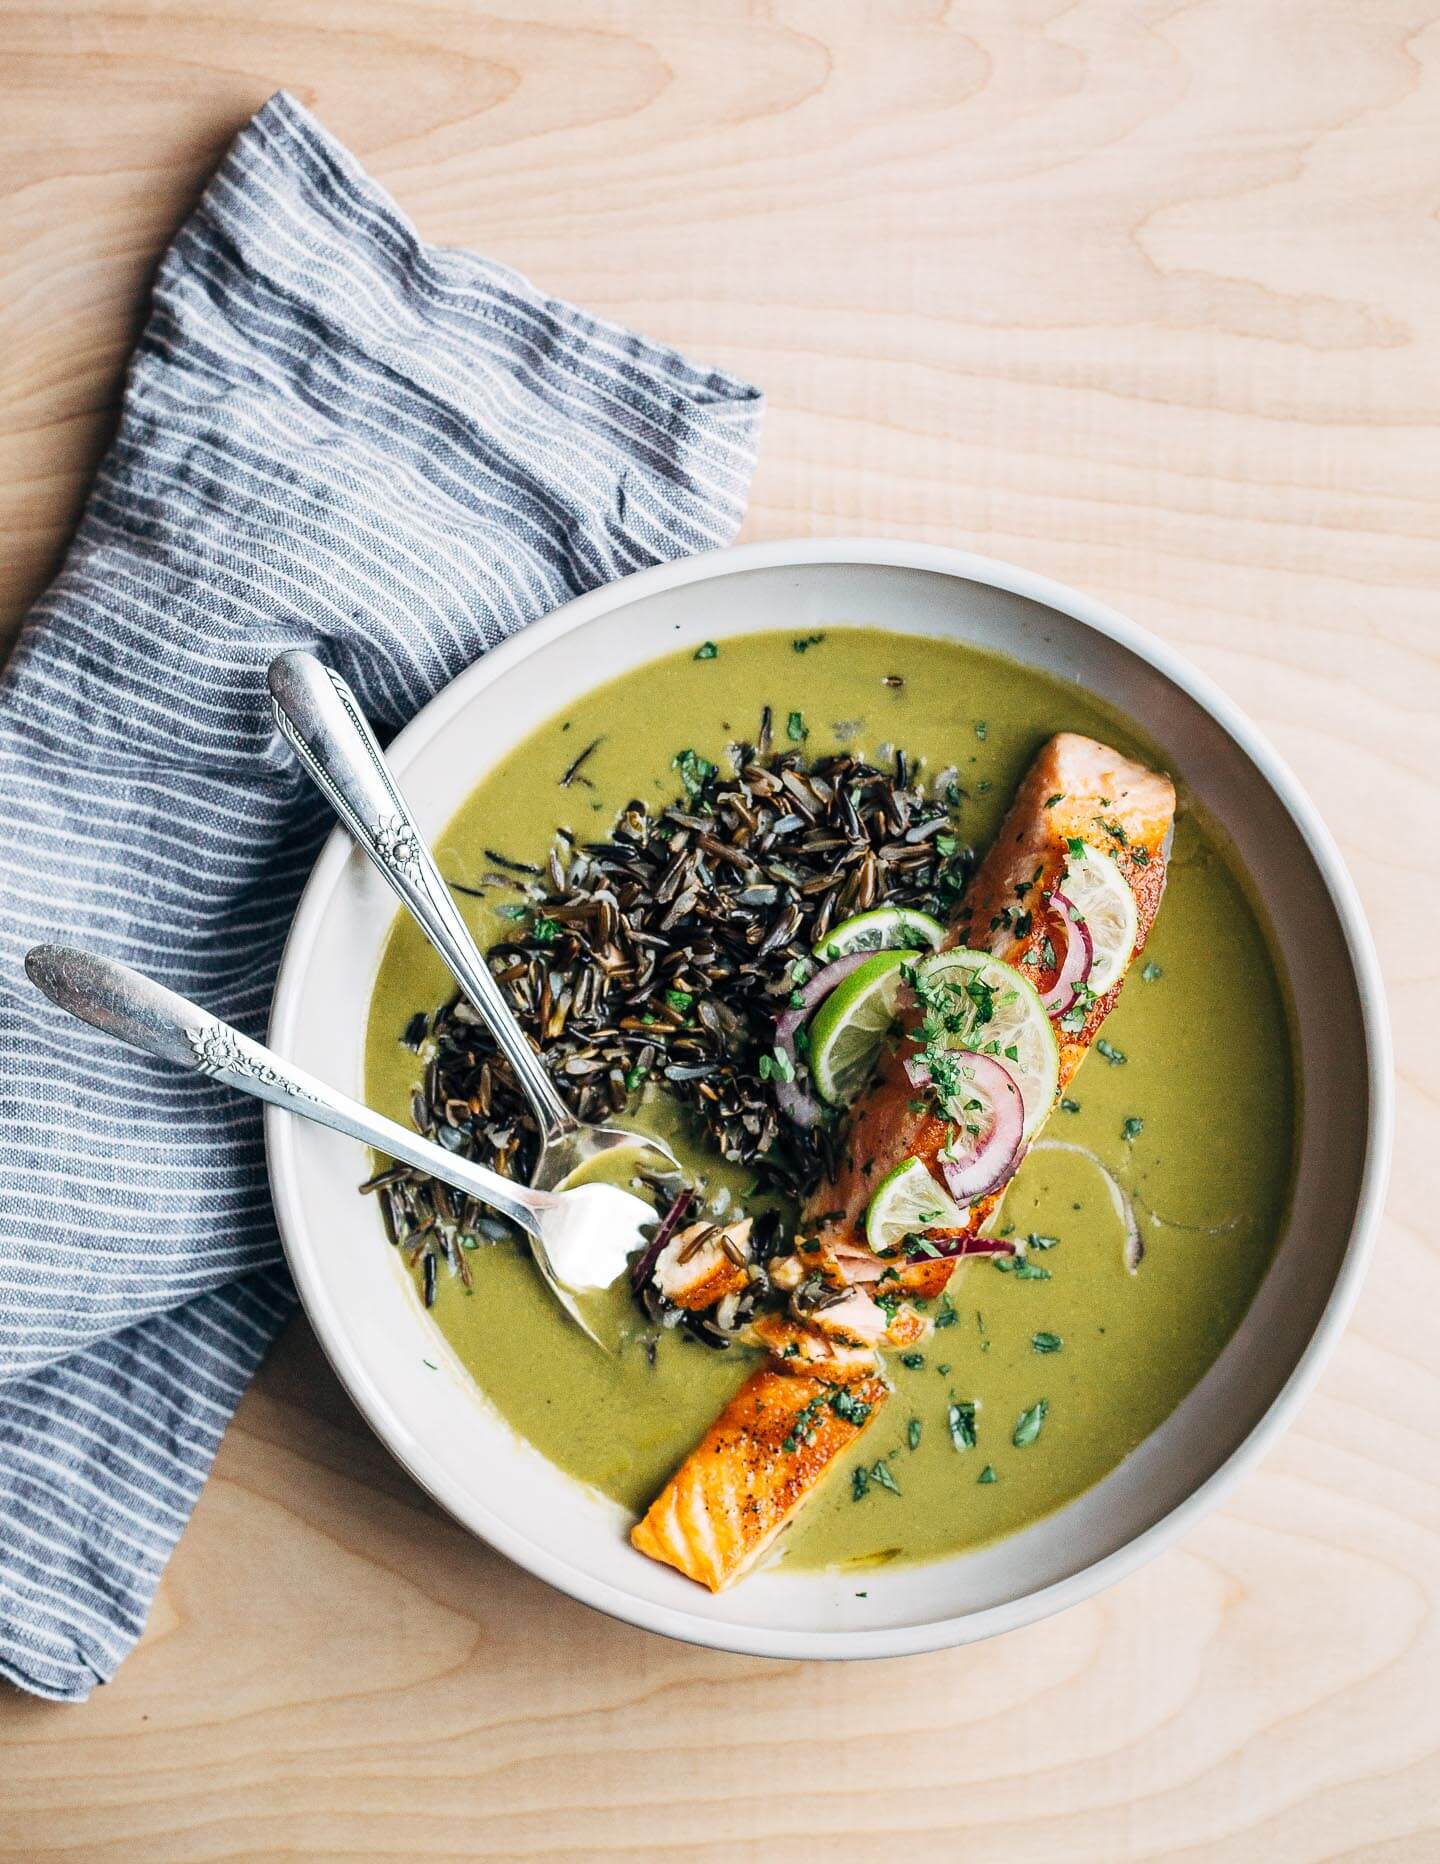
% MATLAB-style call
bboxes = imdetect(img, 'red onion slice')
[1038,890,1094,1018]
[902,1231,1016,1262]
[771,950,873,1128]
[905,1051,1025,1203]
[630,1185,694,1292]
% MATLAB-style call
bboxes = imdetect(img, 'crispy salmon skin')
[630,1370,889,1591]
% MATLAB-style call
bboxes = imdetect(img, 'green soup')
[364,628,1295,1573]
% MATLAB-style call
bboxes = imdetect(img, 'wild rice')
[380,715,973,1279]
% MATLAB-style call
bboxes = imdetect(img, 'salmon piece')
[653,1218,752,1312]
[803,733,1175,1277]
[630,1370,889,1590]
[749,1313,881,1380]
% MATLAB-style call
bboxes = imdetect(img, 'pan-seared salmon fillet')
[630,733,1173,1593]
[631,1369,889,1590]
[802,732,1175,1286]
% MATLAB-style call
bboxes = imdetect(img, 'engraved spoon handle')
[266,651,576,1142]
[24,945,556,1234]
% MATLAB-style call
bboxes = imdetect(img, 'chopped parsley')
[1065,836,1087,861]
[495,902,528,920]
[977,1464,998,1484]
[1027,1233,1060,1250]
[831,1388,872,1426]
[851,1465,870,1501]
[530,916,562,943]
[792,633,825,654]
[1031,1332,1064,1354]
[907,1417,922,1451]
[672,748,716,797]
[664,988,694,1014]
[899,1352,925,1370]
[1096,1038,1126,1066]
[934,1293,958,1329]
[993,1255,1051,1280]
[1012,1399,1049,1447]
[693,641,719,660]
[1043,793,1064,808]
[1121,1116,1144,1143]
[1060,1097,1081,1113]
[869,1459,902,1495]
[947,1399,978,1452]
[786,710,807,742]
[974,720,988,741]
[1141,960,1163,983]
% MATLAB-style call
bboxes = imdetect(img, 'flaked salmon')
[630,1368,889,1590]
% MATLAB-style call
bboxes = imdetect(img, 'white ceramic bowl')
[267,539,1391,1660]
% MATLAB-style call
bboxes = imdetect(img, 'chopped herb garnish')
[947,1399,978,1452]
[907,1417,922,1451]
[934,1293,958,1328]
[665,988,694,1014]
[1141,960,1163,983]
[935,833,958,857]
[1096,1038,1126,1065]
[1132,846,1150,866]
[792,633,825,654]
[1013,1399,1049,1447]
[1121,1116,1144,1143]
[1032,1332,1064,1354]
[624,1065,648,1092]
[851,1465,870,1500]
[531,915,562,943]
[1060,1096,1081,1113]
[786,710,807,742]
[899,1351,925,1370]
[1027,1232,1059,1250]
[672,748,716,797]
[977,1464,998,1484]
[870,1459,902,1495]
[1065,836,1087,861]
[1059,1004,1087,1034]
[1043,793,1064,808]
[974,720,988,741]
[693,641,719,660]
[831,1388,872,1426]
[994,1256,1052,1280]
[1099,817,1127,845]
[495,903,528,920]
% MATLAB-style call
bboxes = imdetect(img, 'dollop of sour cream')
[541,1182,652,1291]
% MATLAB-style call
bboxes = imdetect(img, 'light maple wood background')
[2,3,1438,1858]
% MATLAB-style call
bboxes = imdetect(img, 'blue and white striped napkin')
[0,91,762,1701]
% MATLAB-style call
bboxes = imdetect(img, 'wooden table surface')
[3,4,1437,1858]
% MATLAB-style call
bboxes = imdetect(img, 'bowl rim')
[267,535,1393,1661]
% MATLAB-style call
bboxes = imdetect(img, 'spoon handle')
[24,945,553,1234]
[266,651,576,1142]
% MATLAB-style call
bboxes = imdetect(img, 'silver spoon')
[24,945,651,1349]
[267,651,683,1203]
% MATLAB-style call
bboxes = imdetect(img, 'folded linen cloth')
[0,91,762,1701]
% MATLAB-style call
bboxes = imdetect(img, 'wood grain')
[2,2,1438,1857]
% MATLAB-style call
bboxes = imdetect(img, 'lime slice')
[865,1156,966,1254]
[1058,844,1138,996]
[814,906,946,964]
[808,949,917,1105]
[913,948,1059,1139]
